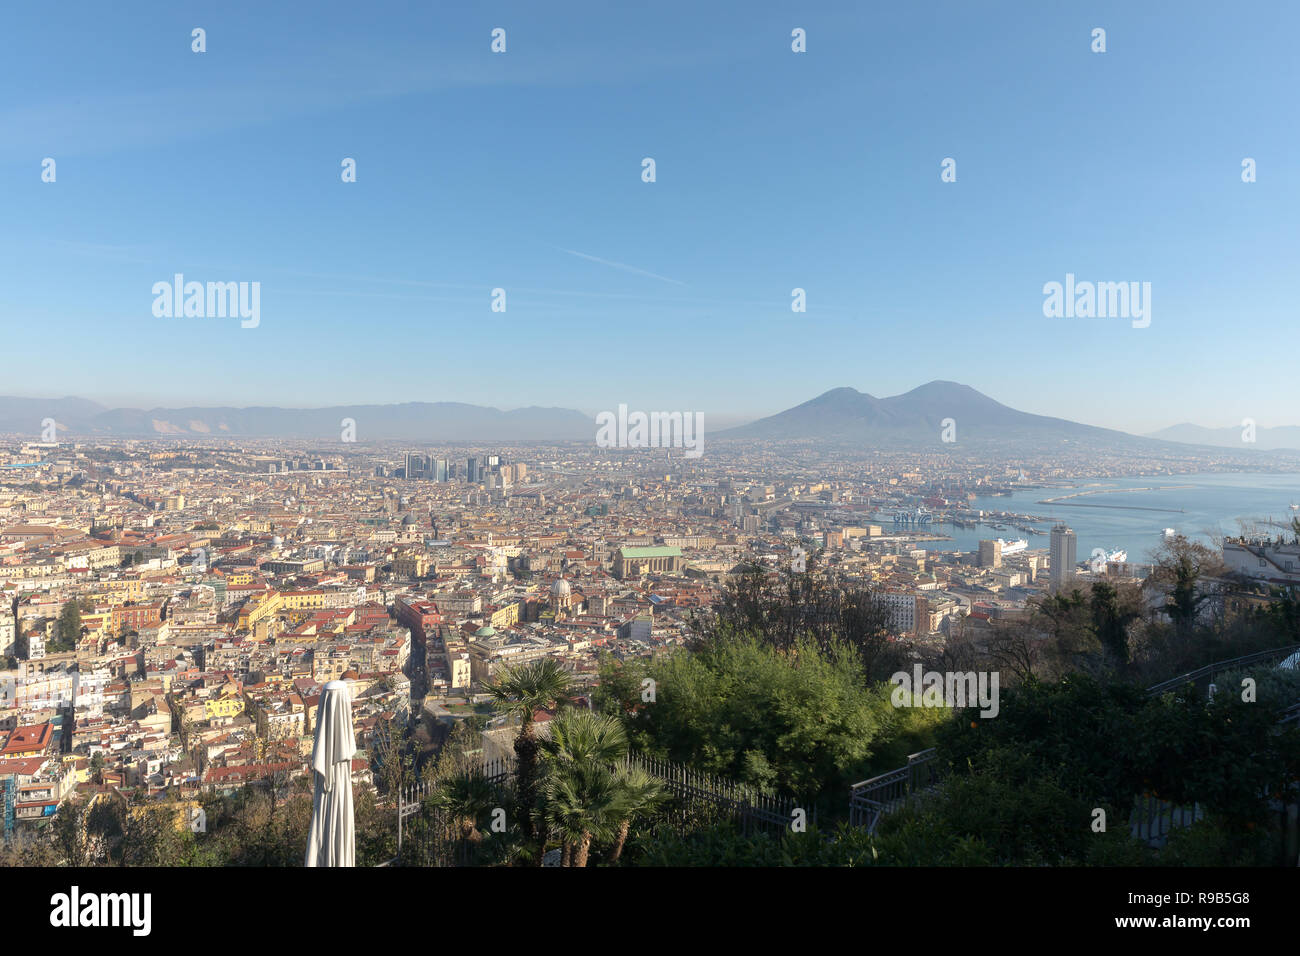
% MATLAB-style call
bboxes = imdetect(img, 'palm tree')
[544,765,623,867]
[428,769,498,852]
[539,710,634,866]
[606,766,665,864]
[484,658,575,854]
[540,708,629,769]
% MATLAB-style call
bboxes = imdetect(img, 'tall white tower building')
[1050,524,1077,593]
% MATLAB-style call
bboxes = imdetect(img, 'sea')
[875,472,1300,565]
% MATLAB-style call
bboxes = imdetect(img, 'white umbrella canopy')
[305,680,358,867]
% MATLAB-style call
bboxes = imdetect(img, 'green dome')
[474,625,497,638]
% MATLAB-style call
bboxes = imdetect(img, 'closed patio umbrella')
[305,680,357,867]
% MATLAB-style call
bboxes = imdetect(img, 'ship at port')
[996,538,1028,556]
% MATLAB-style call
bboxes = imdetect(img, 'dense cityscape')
[1,431,1298,872]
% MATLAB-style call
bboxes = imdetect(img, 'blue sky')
[1,1,1296,433]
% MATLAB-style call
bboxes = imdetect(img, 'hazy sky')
[2,1,1296,434]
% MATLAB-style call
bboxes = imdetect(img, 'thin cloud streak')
[555,247,686,285]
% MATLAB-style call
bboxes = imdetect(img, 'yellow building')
[392,551,430,578]
[80,611,112,638]
[203,696,245,720]
[63,754,92,785]
[92,579,145,603]
[237,591,283,630]
[98,579,145,600]
[488,601,521,629]
[279,590,325,611]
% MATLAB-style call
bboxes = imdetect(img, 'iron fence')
[1145,643,1300,697]
[385,747,815,865]
[848,749,938,833]
[391,755,514,866]
[623,751,814,837]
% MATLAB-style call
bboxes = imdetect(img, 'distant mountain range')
[1144,423,1300,452]
[0,397,594,441]
[1,386,1295,453]
[719,382,1299,454]
[719,382,1144,446]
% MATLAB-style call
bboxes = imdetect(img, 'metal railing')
[386,748,812,864]
[1144,644,1300,697]
[848,749,938,833]
[624,751,813,836]
[393,755,514,865]
[397,755,514,825]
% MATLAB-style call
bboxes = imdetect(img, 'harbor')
[873,473,1300,563]
[1038,486,1189,514]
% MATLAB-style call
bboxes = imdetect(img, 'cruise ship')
[997,538,1028,556]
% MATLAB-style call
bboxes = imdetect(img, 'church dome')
[551,578,571,597]
[474,625,497,638]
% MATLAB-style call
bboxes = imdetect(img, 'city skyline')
[2,1,1297,433]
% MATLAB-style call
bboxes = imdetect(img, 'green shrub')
[597,631,922,797]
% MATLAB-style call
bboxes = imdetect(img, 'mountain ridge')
[717,381,1125,444]
[1144,422,1300,452]
[1,387,1296,451]
[0,398,595,441]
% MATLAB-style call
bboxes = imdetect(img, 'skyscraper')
[405,452,434,480]
[1049,524,1077,593]
[466,457,479,483]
